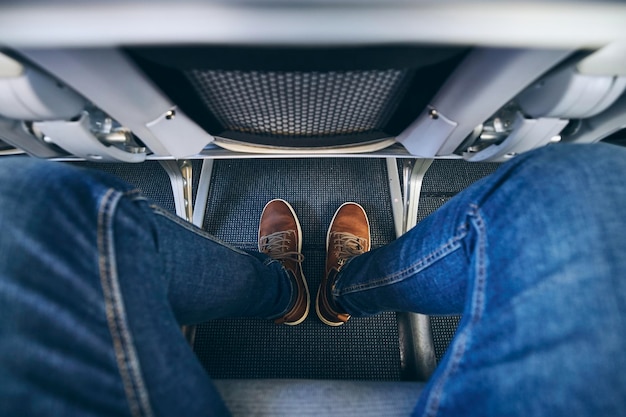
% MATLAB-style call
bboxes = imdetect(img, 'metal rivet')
[165,110,176,120]
[429,109,439,120]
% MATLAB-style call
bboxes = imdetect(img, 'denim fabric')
[335,144,626,416]
[0,158,293,416]
[1,143,625,417]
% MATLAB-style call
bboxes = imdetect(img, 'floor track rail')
[386,157,437,381]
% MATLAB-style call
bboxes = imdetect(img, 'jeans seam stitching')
[423,205,487,417]
[98,189,154,417]
[336,224,468,295]
[122,189,144,199]
[149,204,250,255]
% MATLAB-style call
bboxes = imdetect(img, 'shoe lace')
[332,232,367,266]
[259,230,304,263]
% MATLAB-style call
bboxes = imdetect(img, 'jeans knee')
[518,143,626,191]
[0,157,138,253]
[493,143,626,219]
[481,143,626,280]
[0,157,133,218]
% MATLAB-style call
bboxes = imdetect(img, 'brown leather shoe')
[258,199,310,325]
[316,202,370,326]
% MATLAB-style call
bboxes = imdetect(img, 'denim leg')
[0,158,293,416]
[334,143,626,416]
[146,203,295,324]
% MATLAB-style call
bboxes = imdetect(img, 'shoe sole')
[316,202,370,327]
[260,199,310,326]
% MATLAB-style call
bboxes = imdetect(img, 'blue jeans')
[0,159,294,416]
[1,144,625,416]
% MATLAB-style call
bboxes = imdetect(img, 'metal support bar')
[159,160,192,221]
[387,157,437,381]
[386,158,404,239]
[34,112,146,163]
[192,159,214,228]
[181,325,197,347]
[179,160,193,222]
[159,159,198,344]
[182,159,216,346]
[405,159,434,231]
[464,114,567,162]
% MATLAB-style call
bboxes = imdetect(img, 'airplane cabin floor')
[73,157,499,381]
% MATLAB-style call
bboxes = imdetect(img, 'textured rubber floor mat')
[72,157,499,372]
[193,158,403,380]
[70,160,202,215]
[415,159,500,363]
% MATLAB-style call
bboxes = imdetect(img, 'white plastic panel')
[396,109,457,157]
[34,113,146,162]
[0,116,63,158]
[0,53,23,77]
[397,48,572,157]
[19,48,214,158]
[578,41,626,77]
[517,67,626,119]
[0,67,85,120]
[464,113,567,162]
[567,93,626,144]
[0,2,624,49]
